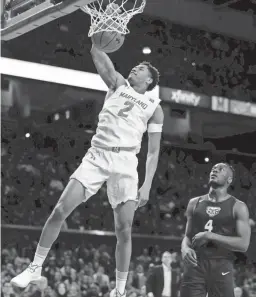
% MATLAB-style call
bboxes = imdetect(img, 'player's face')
[209,163,232,187]
[128,64,153,87]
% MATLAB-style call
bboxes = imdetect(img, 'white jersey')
[91,81,160,153]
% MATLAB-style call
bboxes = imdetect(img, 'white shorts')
[70,147,139,209]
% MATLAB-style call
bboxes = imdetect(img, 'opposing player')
[180,163,251,297]
[10,44,164,297]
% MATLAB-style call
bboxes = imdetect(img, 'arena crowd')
[2,239,256,297]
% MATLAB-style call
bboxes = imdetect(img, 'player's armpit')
[90,44,126,90]
[148,105,164,126]
[208,202,251,252]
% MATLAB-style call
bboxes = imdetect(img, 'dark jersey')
[191,194,237,259]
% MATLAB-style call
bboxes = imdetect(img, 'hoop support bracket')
[1,0,93,40]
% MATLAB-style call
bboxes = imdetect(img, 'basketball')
[92,30,125,53]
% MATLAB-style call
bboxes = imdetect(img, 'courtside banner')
[160,87,211,108]
[211,96,229,113]
[229,100,256,118]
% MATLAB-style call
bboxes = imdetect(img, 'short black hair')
[140,61,160,91]
[224,163,236,184]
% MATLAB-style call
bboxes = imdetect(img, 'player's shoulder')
[186,195,206,215]
[230,195,246,207]
[154,103,163,110]
[149,104,164,123]
[232,195,243,203]
[188,195,207,206]
[232,197,249,213]
[153,104,163,115]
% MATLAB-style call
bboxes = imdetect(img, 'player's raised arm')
[137,105,164,208]
[90,44,126,90]
[205,201,251,252]
[181,198,198,267]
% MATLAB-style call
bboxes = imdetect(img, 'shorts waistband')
[93,146,137,153]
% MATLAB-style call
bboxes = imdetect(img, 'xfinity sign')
[160,87,211,108]
[171,90,201,106]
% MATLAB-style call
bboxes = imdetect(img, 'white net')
[81,0,146,37]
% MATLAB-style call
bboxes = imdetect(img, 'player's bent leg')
[11,179,87,288]
[111,200,137,297]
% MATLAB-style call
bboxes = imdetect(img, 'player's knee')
[51,203,68,222]
[115,222,132,242]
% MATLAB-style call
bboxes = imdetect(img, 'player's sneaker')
[110,288,127,297]
[10,263,43,288]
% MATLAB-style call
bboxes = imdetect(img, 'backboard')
[1,0,96,40]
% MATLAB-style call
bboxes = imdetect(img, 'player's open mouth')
[210,174,217,178]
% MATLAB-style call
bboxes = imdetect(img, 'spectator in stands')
[131,264,146,290]
[234,286,249,297]
[136,249,151,267]
[53,270,62,291]
[93,266,109,288]
[65,270,81,297]
[5,263,16,278]
[139,285,147,297]
[2,282,16,297]
[1,240,255,297]
[109,279,116,291]
[44,257,58,283]
[56,282,68,297]
[2,135,256,234]
[146,252,179,297]
[43,286,56,297]
[60,258,76,278]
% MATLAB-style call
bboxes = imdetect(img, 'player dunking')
[11,44,164,297]
[180,163,251,297]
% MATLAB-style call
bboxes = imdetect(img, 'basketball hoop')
[81,0,146,37]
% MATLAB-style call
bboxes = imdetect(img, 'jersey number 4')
[118,101,135,118]
[204,219,213,232]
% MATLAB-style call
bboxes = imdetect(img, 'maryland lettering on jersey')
[120,92,148,110]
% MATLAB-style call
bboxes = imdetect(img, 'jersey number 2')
[118,101,135,118]
[204,219,213,232]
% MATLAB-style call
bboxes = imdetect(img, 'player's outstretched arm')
[90,44,126,90]
[181,198,198,266]
[137,105,164,208]
[206,201,251,252]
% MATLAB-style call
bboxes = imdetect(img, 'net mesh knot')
[81,0,146,37]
